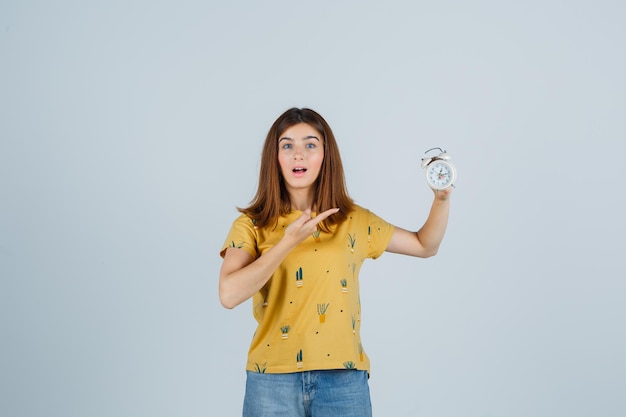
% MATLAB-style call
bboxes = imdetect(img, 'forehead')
[279,123,322,140]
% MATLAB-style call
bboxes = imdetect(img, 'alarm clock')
[420,147,457,190]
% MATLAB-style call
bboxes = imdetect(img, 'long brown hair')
[238,108,354,231]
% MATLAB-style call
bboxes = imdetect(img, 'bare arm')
[386,187,451,258]
[219,208,340,309]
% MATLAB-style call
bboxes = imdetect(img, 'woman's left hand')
[433,186,453,201]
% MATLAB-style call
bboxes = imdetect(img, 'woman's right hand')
[219,207,339,309]
[282,208,340,247]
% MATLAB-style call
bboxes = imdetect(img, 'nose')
[293,147,304,160]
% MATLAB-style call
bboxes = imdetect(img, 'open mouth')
[293,167,307,173]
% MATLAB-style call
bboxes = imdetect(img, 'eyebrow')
[279,135,320,142]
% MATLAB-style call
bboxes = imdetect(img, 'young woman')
[219,107,451,417]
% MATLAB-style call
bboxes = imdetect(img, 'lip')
[291,166,308,178]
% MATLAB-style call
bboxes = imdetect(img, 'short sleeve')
[220,213,259,259]
[365,208,395,259]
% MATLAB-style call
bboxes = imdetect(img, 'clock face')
[426,160,455,189]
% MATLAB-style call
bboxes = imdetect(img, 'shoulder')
[346,204,386,223]
[351,204,367,213]
[349,205,395,236]
[346,204,369,217]
[225,212,259,241]
[231,212,257,228]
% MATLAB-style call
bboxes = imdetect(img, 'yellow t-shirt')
[221,205,395,374]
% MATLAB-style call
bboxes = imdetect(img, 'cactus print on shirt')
[220,205,394,374]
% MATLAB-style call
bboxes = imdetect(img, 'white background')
[1,1,624,416]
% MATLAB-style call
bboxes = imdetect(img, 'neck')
[289,189,315,212]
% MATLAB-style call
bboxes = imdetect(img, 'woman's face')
[277,122,325,196]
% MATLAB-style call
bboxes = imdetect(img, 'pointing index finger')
[310,208,340,225]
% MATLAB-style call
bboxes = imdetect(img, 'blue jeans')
[243,369,372,417]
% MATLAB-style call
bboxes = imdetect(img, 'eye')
[306,143,317,149]
[281,143,292,150]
